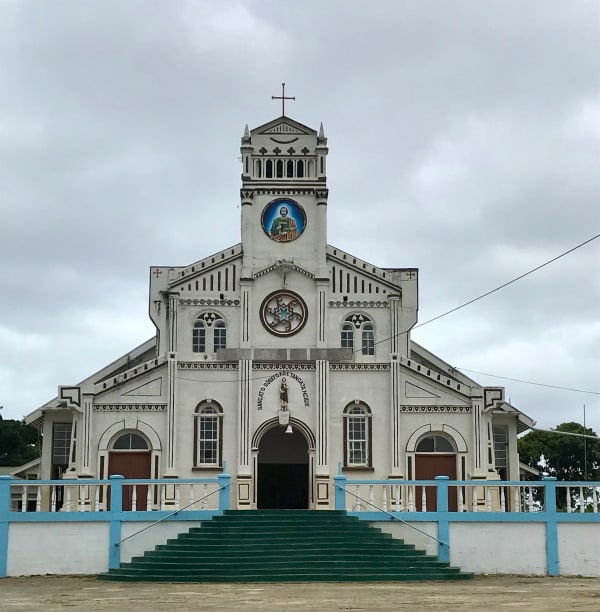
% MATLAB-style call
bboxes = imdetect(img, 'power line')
[456,368,600,396]
[412,233,600,330]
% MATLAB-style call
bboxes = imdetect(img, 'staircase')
[99,510,473,582]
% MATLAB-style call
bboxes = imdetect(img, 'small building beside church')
[26,108,534,511]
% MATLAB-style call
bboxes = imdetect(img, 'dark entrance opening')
[257,426,309,509]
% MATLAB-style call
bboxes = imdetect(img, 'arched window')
[192,320,206,353]
[194,402,223,467]
[193,312,225,354]
[416,435,455,453]
[112,433,148,450]
[296,160,304,178]
[362,323,374,355]
[343,403,372,468]
[341,323,354,349]
[256,159,262,178]
[286,159,294,177]
[276,159,283,178]
[213,320,226,351]
[266,160,273,178]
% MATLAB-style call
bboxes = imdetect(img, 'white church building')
[26,108,534,511]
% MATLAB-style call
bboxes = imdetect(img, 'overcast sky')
[1,0,599,434]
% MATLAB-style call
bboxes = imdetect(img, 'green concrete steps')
[98,510,473,582]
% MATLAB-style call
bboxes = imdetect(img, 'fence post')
[435,476,450,562]
[0,476,11,578]
[218,470,231,511]
[543,477,559,576]
[333,474,347,511]
[108,475,124,570]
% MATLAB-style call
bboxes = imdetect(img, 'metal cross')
[272,82,295,116]
[152,269,163,278]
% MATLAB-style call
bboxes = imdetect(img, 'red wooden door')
[415,454,457,511]
[108,452,151,510]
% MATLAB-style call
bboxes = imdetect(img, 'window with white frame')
[361,323,374,355]
[213,320,227,351]
[192,312,226,354]
[343,402,372,468]
[341,314,375,356]
[341,323,354,349]
[194,402,223,467]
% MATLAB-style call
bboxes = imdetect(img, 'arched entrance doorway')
[256,425,309,509]
[414,434,457,511]
[108,432,151,510]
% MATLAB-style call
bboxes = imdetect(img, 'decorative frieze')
[254,362,316,371]
[178,362,239,370]
[93,404,167,412]
[399,405,472,414]
[330,363,390,371]
[179,299,241,307]
[328,300,389,308]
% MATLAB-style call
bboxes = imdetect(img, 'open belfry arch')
[26,88,534,509]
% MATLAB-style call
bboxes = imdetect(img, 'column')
[237,358,253,508]
[165,291,179,476]
[315,359,331,508]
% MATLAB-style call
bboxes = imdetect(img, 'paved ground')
[1,576,600,611]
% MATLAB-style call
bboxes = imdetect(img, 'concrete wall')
[7,522,109,576]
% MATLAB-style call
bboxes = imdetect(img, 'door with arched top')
[108,432,151,510]
[415,434,457,511]
[256,426,309,509]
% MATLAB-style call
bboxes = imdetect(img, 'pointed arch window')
[286,159,294,177]
[266,160,273,178]
[343,402,372,468]
[296,160,304,178]
[276,159,283,178]
[194,402,223,467]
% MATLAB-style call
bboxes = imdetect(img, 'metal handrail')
[334,483,448,548]
[114,482,231,548]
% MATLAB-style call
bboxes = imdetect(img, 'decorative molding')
[330,363,390,371]
[329,300,389,308]
[178,362,239,370]
[399,405,472,414]
[58,386,81,409]
[179,299,241,307]
[93,404,167,412]
[254,363,316,371]
[254,261,315,280]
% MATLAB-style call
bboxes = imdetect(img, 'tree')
[0,419,40,467]
[518,422,600,510]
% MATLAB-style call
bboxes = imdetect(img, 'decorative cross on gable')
[271,82,295,116]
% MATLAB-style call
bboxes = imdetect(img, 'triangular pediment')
[327,245,403,296]
[251,116,316,137]
[254,260,315,281]
[405,381,441,399]
[170,244,243,287]
[122,377,162,397]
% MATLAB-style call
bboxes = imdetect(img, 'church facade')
[26,112,534,510]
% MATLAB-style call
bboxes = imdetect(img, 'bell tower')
[239,89,329,280]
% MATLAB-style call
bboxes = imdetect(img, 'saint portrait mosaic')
[260,290,308,337]
[261,199,306,243]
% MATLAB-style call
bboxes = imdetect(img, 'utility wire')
[180,233,600,394]
[456,368,600,396]
[412,233,600,330]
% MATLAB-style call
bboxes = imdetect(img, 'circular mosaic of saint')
[261,199,306,243]
[260,290,308,337]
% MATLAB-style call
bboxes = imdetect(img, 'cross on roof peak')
[271,82,295,116]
